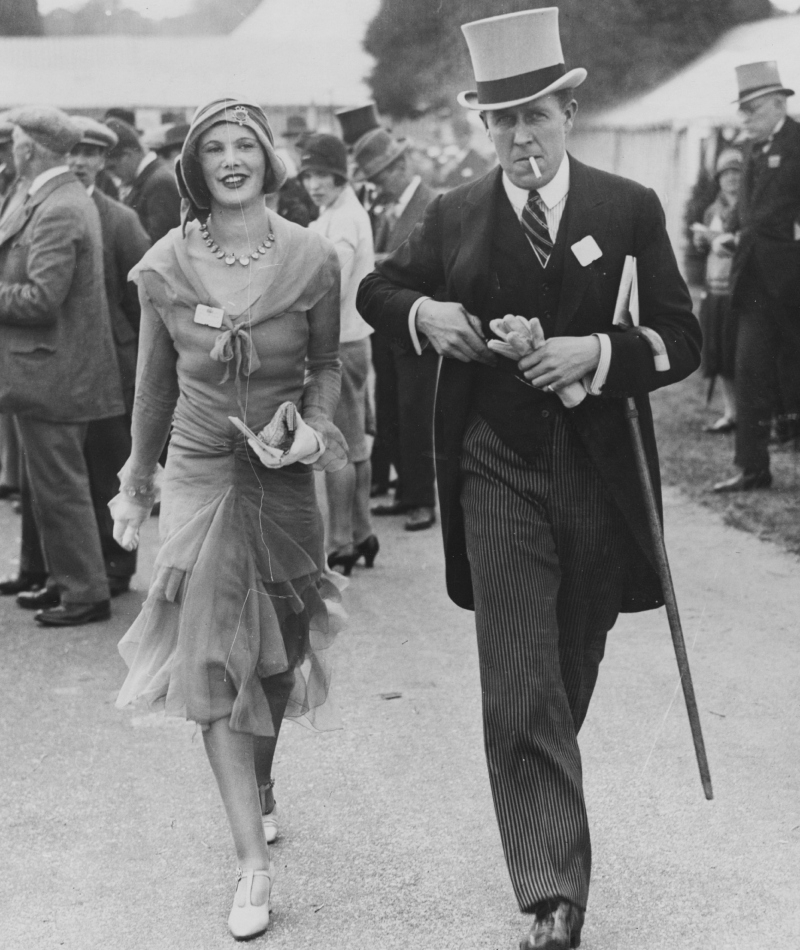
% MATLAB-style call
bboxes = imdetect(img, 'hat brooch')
[231,106,249,127]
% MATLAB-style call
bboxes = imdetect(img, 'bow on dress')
[209,324,262,383]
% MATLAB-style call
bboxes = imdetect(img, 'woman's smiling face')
[198,122,267,209]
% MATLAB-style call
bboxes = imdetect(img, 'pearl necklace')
[200,216,275,267]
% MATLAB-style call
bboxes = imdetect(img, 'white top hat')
[734,61,794,105]
[457,7,586,111]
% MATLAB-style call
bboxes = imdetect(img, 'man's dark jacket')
[92,188,151,410]
[731,115,800,305]
[126,157,181,244]
[357,158,701,613]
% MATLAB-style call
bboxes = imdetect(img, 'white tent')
[0,0,380,111]
[568,14,800,256]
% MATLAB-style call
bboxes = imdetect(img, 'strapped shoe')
[228,864,275,940]
[520,899,585,950]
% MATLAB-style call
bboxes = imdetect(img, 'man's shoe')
[703,417,736,434]
[372,500,411,516]
[17,586,60,610]
[520,900,584,950]
[404,506,436,531]
[34,600,111,627]
[0,572,48,596]
[108,576,131,598]
[712,470,772,493]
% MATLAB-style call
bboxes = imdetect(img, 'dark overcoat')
[0,171,125,423]
[126,157,181,244]
[357,157,702,612]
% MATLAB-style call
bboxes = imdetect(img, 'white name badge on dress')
[768,154,781,169]
[571,235,602,267]
[194,304,224,329]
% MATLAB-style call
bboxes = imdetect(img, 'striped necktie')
[521,191,553,268]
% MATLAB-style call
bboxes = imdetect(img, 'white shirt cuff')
[583,333,611,395]
[408,296,431,356]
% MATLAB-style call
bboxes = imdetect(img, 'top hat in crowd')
[71,115,119,151]
[283,114,309,139]
[733,61,794,106]
[457,7,586,111]
[298,133,348,181]
[353,128,408,180]
[335,103,381,147]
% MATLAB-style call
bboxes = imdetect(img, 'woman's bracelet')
[120,481,156,504]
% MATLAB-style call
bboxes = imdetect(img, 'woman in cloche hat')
[109,97,348,940]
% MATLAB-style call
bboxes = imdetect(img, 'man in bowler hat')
[354,128,438,531]
[714,61,800,491]
[358,9,701,947]
[0,107,125,626]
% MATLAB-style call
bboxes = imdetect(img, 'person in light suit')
[357,10,701,948]
[353,128,438,531]
[0,107,125,626]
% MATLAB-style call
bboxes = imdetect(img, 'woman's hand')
[109,493,152,551]
[248,414,325,468]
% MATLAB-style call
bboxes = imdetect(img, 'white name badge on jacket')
[571,235,602,267]
[194,305,224,329]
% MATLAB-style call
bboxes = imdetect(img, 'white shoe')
[261,804,279,844]
[228,865,274,940]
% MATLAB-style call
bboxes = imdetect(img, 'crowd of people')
[0,6,797,949]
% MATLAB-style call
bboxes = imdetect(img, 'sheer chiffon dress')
[115,213,346,736]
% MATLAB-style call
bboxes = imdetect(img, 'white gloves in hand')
[109,492,151,552]
[248,413,325,469]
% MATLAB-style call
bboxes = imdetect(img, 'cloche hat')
[715,148,742,176]
[734,61,794,106]
[457,8,586,111]
[298,134,348,181]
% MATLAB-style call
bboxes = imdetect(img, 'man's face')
[739,93,787,143]
[105,147,141,185]
[11,127,34,178]
[371,158,410,203]
[484,94,576,190]
[68,143,106,189]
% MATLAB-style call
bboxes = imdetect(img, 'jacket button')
[541,409,550,418]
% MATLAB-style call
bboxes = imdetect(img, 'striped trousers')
[460,413,627,912]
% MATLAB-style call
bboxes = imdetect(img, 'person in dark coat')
[714,61,800,491]
[104,117,181,243]
[353,128,438,531]
[0,107,125,626]
[357,10,701,949]
[436,112,493,190]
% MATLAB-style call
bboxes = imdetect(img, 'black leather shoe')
[108,576,131,598]
[34,600,111,627]
[355,534,380,567]
[0,572,48,596]
[17,586,60,610]
[404,506,436,531]
[712,470,772,493]
[327,546,359,577]
[371,500,411,516]
[520,899,584,950]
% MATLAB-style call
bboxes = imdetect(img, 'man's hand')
[519,336,601,389]
[416,299,496,365]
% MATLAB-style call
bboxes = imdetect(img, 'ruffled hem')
[116,481,345,736]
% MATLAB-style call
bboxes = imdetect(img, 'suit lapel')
[555,157,611,335]
[454,168,501,316]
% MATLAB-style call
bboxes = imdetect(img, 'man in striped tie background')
[357,8,701,949]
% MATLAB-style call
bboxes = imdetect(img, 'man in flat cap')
[713,61,800,491]
[358,8,700,948]
[0,119,15,200]
[354,128,438,530]
[0,106,125,626]
[104,117,180,244]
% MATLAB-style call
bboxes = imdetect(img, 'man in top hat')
[358,8,700,947]
[336,103,381,149]
[104,117,181,243]
[354,128,438,530]
[0,107,126,626]
[713,61,800,492]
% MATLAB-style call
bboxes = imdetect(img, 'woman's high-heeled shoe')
[355,534,380,568]
[327,545,359,576]
[228,865,275,940]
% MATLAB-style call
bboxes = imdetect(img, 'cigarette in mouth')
[529,156,542,178]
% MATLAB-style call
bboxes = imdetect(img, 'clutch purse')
[229,401,297,454]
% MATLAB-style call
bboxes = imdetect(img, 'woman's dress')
[698,196,738,380]
[115,213,345,737]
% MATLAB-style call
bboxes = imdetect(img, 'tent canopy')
[585,14,800,129]
[0,0,380,109]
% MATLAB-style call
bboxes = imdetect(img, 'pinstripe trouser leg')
[460,413,626,912]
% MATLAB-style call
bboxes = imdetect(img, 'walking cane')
[624,396,714,800]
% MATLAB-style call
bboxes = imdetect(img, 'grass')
[651,370,800,556]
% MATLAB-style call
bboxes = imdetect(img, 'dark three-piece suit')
[371,179,438,508]
[731,115,800,471]
[358,157,701,910]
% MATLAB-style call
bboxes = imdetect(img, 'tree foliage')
[0,0,42,35]
[43,0,261,36]
[364,0,775,118]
